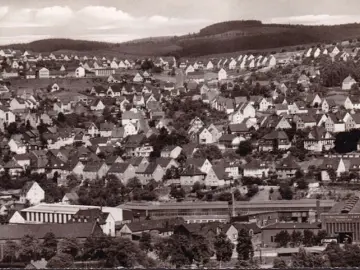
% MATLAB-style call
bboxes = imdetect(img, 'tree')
[292,247,329,267]
[324,242,346,267]
[40,232,58,260]
[126,177,142,190]
[236,140,253,156]
[82,236,114,261]
[291,231,303,247]
[57,238,79,258]
[214,232,234,268]
[170,185,185,200]
[139,232,152,252]
[274,230,291,247]
[193,145,222,161]
[191,234,214,266]
[236,229,254,261]
[315,230,327,245]
[303,229,315,247]
[279,182,293,200]
[57,112,66,122]
[18,235,40,262]
[343,244,360,267]
[47,253,74,268]
[3,240,19,262]
[106,237,153,268]
[273,257,287,268]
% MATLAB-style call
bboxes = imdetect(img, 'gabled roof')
[276,156,299,170]
[262,130,289,140]
[181,164,206,176]
[108,162,131,174]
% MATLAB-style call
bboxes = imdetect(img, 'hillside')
[3,21,360,57]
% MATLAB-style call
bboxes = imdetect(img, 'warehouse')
[321,196,360,243]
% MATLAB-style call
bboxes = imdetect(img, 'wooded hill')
[3,21,360,57]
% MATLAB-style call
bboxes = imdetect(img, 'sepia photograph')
[1,0,360,268]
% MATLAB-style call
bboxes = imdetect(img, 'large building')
[321,195,360,243]
[119,199,335,224]
[8,203,131,236]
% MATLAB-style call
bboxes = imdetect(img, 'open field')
[9,77,104,93]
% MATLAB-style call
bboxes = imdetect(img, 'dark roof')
[120,217,184,232]
[276,156,299,170]
[108,162,131,173]
[181,164,206,176]
[0,222,101,240]
[263,222,321,230]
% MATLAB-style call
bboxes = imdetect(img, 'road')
[250,186,279,202]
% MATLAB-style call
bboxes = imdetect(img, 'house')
[342,75,357,90]
[295,114,317,130]
[224,222,261,247]
[304,127,335,152]
[71,208,116,236]
[90,99,105,111]
[218,134,244,150]
[75,66,85,78]
[218,68,227,81]
[8,138,27,154]
[185,158,212,174]
[160,146,182,159]
[83,162,109,180]
[197,127,214,144]
[10,98,27,111]
[276,156,299,179]
[243,160,269,178]
[325,113,346,133]
[136,162,165,184]
[180,164,206,186]
[25,258,48,269]
[0,107,15,124]
[320,157,346,181]
[259,130,291,152]
[19,181,45,205]
[4,159,23,176]
[204,165,228,187]
[122,111,141,126]
[37,67,49,79]
[133,72,144,83]
[107,163,136,185]
[117,218,184,239]
[62,192,79,204]
[229,102,256,124]
[297,74,310,86]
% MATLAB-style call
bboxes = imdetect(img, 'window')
[271,236,274,242]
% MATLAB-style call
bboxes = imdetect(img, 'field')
[9,77,104,93]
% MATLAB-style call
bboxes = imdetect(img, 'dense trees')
[236,141,253,157]
[40,232,58,260]
[334,130,360,153]
[193,145,222,161]
[214,232,234,267]
[154,231,214,268]
[274,230,291,247]
[236,229,254,261]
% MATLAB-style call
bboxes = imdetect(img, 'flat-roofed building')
[119,199,335,223]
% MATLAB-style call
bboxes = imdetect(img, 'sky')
[1,0,360,45]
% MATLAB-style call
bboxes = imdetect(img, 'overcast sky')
[1,0,360,45]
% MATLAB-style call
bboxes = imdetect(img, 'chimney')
[316,199,321,223]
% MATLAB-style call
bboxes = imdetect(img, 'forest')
[3,21,360,57]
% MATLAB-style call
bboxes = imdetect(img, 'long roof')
[118,199,335,211]
[0,222,99,240]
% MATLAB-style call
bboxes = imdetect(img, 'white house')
[19,181,45,205]
[218,68,227,81]
[75,66,85,78]
[342,75,357,90]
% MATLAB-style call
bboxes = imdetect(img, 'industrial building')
[119,199,335,223]
[321,195,360,243]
